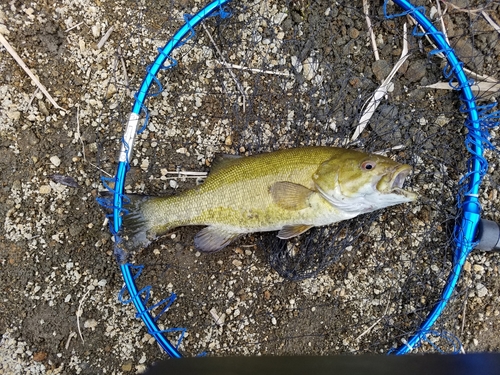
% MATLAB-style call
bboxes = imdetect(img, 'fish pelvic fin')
[269,181,314,210]
[194,226,242,253]
[277,224,313,239]
[119,195,157,254]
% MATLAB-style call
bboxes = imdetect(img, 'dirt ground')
[1,0,500,373]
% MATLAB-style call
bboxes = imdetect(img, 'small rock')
[473,264,484,273]
[349,27,360,39]
[454,38,484,71]
[38,100,49,116]
[122,361,133,372]
[105,84,117,99]
[7,111,20,120]
[50,155,61,167]
[476,283,488,298]
[138,353,146,364]
[404,60,427,83]
[272,12,287,25]
[372,60,390,82]
[39,185,52,194]
[302,57,319,81]
[84,319,98,329]
[464,261,471,272]
[0,23,9,35]
[291,56,302,73]
[33,351,47,362]
[434,115,451,127]
[349,77,361,88]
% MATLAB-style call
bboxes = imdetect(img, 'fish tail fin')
[118,194,157,255]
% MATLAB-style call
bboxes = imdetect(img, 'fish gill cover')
[94,0,500,357]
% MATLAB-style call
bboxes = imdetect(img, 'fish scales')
[144,147,340,228]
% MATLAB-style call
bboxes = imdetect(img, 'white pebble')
[473,264,484,273]
[50,155,61,167]
[84,319,98,329]
[476,283,488,298]
[140,159,149,170]
[303,57,318,80]
[39,185,51,194]
[291,56,302,73]
[272,12,287,25]
[7,110,20,120]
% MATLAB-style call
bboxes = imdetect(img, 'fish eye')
[361,161,376,171]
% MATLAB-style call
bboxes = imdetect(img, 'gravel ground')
[1,0,500,373]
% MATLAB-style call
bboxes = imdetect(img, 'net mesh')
[95,0,500,356]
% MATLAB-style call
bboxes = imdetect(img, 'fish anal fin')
[194,226,241,252]
[270,181,314,210]
[277,224,313,239]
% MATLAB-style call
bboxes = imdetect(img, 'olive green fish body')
[121,147,416,252]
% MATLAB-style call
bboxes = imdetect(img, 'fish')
[119,146,417,253]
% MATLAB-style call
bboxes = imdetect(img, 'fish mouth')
[378,165,417,201]
[392,166,410,190]
[389,165,417,200]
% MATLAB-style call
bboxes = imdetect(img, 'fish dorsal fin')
[270,181,314,210]
[194,226,241,252]
[210,154,243,174]
[277,224,313,239]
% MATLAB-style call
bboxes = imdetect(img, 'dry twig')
[0,33,64,111]
[202,23,247,112]
[216,61,290,77]
[363,0,379,62]
[75,106,112,176]
[481,11,500,34]
[97,26,114,49]
[356,296,391,341]
[76,288,91,344]
[351,24,410,141]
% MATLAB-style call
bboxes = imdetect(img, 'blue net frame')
[98,0,500,358]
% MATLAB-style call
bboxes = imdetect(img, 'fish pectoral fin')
[194,226,241,253]
[277,224,313,239]
[270,181,314,210]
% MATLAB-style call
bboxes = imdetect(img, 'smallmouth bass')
[120,146,417,253]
